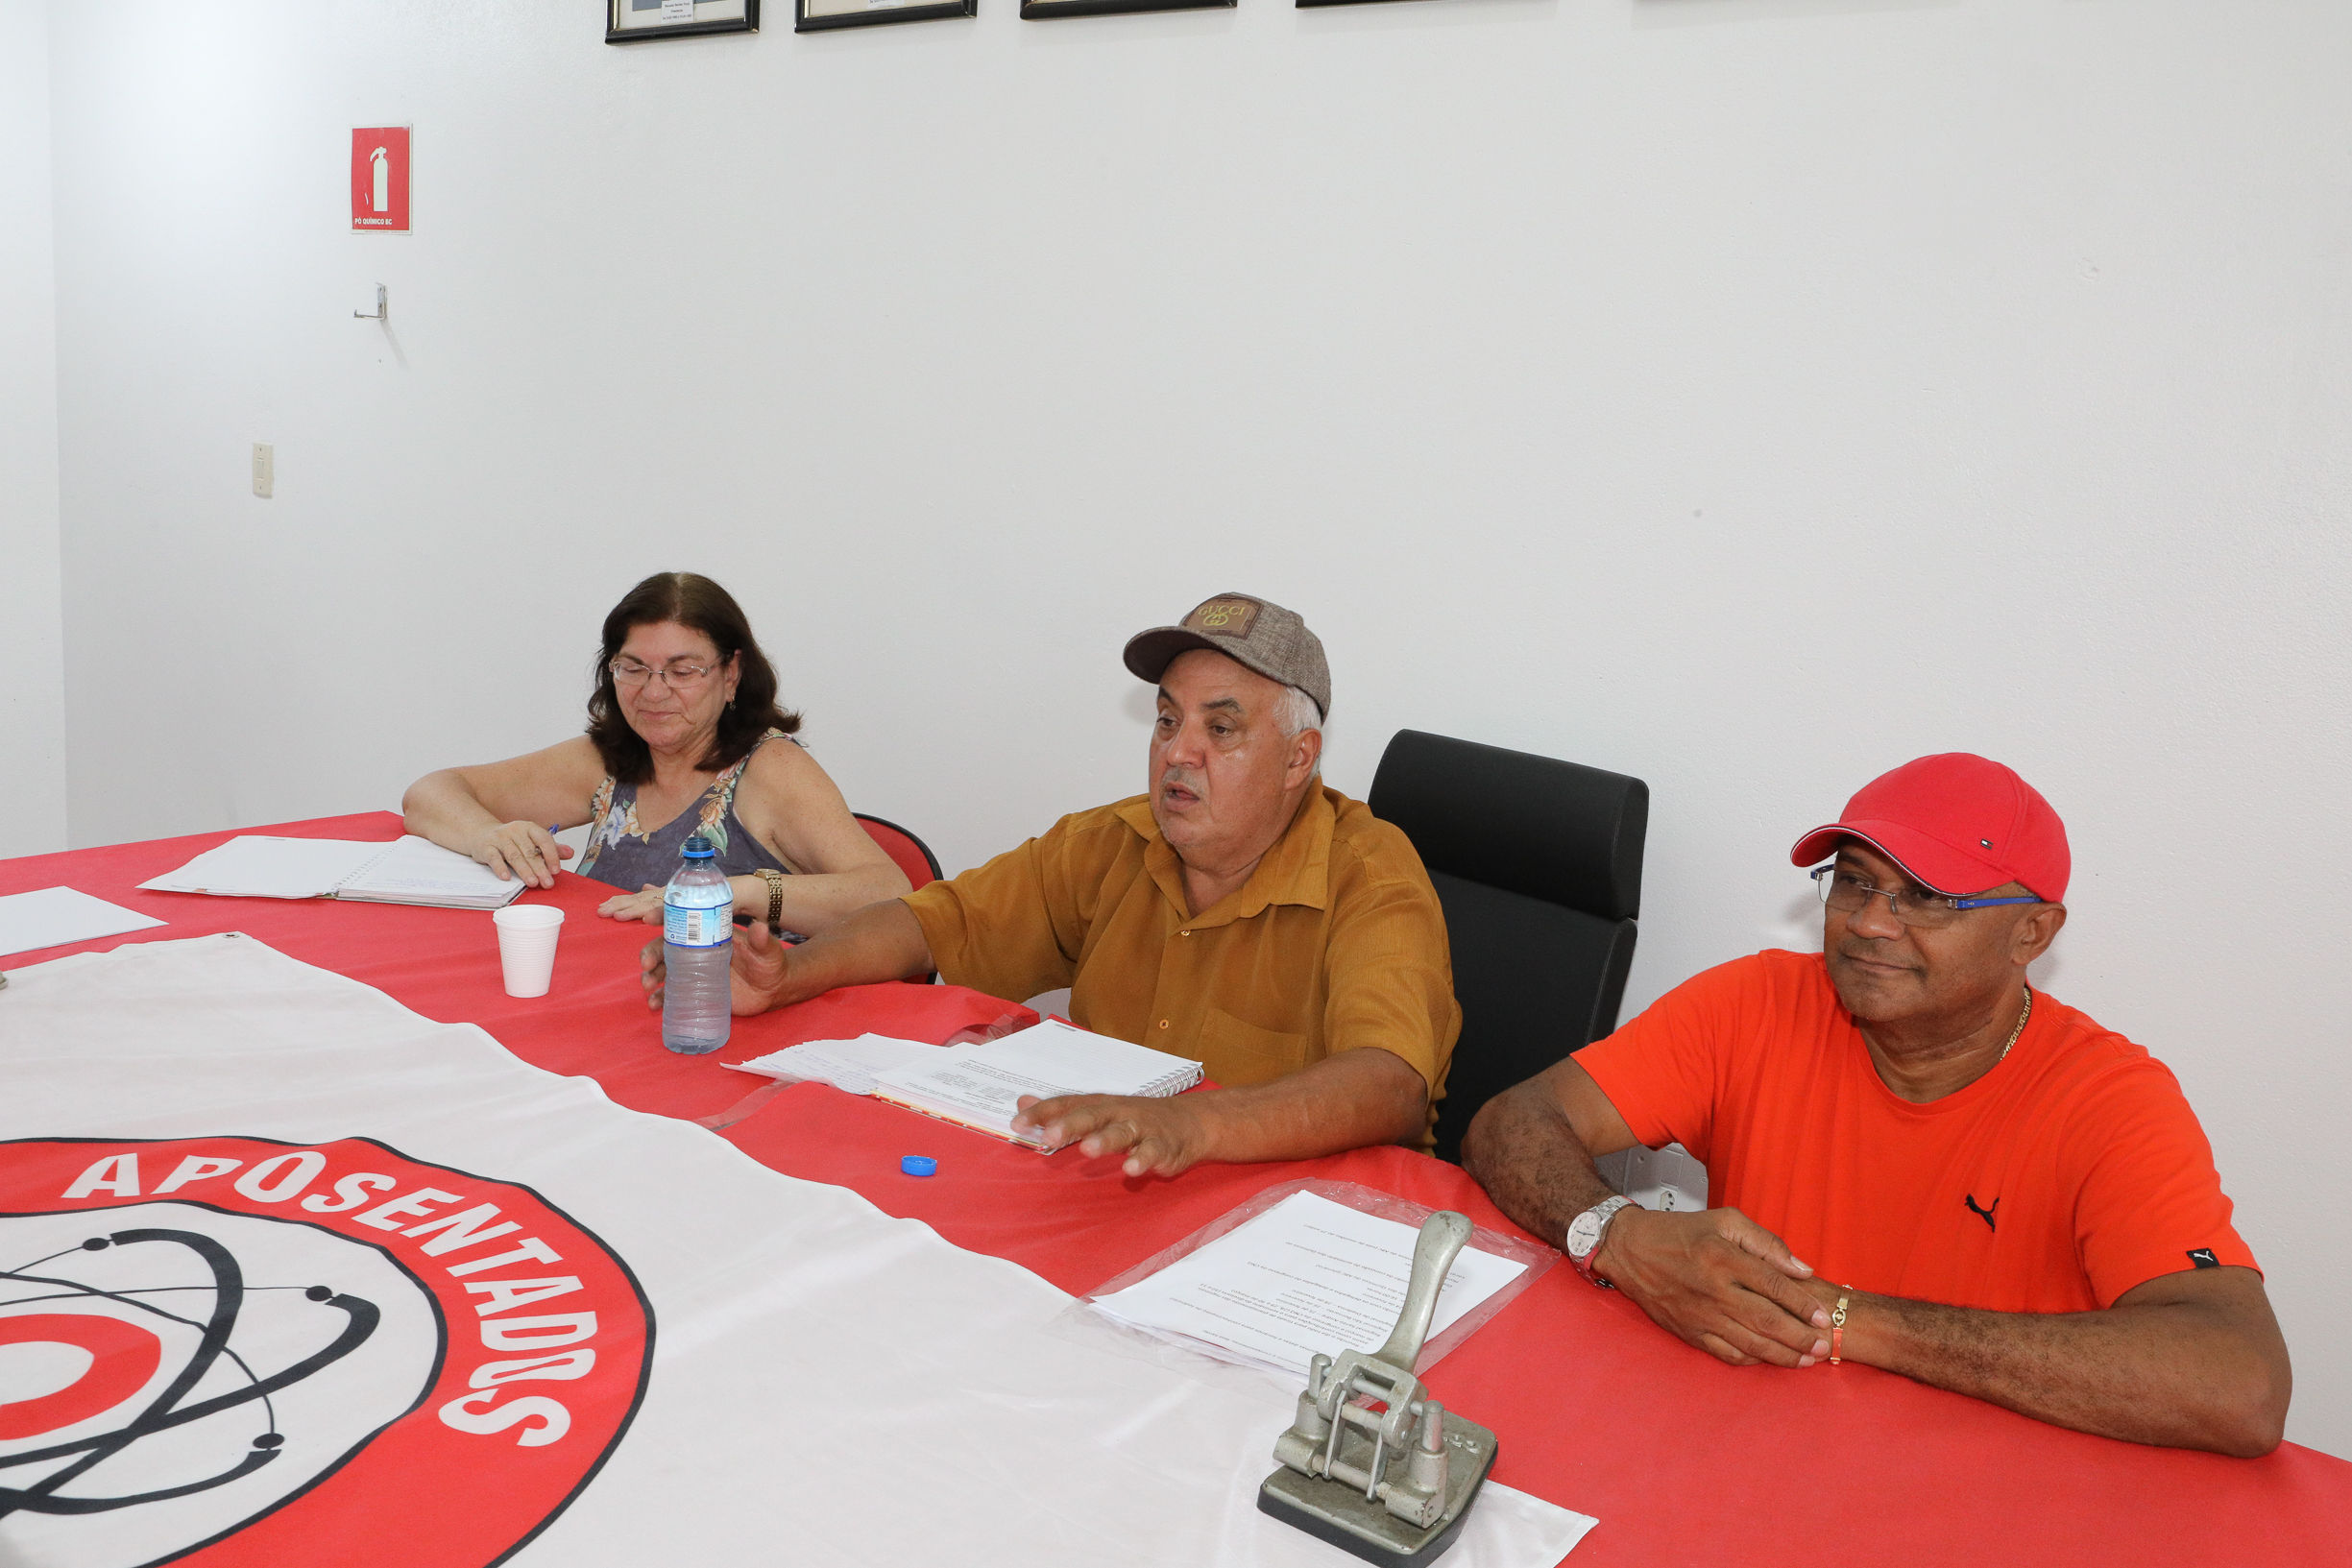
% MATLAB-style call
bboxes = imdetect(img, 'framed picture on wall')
[1021,0,1226,16]
[797,0,972,32]
[606,0,759,42]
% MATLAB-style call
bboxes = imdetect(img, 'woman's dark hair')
[585,572,800,784]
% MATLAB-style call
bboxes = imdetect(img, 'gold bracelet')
[1829,1291,1851,1364]
[755,869,784,931]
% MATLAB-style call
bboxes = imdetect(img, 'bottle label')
[664,904,732,949]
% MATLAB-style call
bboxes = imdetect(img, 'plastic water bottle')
[662,835,733,1055]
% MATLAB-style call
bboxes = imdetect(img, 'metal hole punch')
[1258,1211,1499,1568]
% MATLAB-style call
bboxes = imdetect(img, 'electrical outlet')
[253,443,274,499]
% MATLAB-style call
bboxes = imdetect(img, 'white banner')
[0,935,1594,1567]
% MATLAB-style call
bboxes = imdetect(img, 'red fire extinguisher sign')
[352,128,410,232]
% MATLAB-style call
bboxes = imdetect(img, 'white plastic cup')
[493,905,565,999]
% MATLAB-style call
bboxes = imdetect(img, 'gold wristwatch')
[753,868,785,932]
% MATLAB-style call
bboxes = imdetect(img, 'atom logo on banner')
[0,1137,652,1567]
[351,128,409,232]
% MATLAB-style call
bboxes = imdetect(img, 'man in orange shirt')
[1465,754,2291,1455]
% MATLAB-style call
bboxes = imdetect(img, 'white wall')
[42,0,2352,1454]
[0,0,65,857]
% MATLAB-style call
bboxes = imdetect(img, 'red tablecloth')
[7,812,2347,1566]
[0,811,1028,1122]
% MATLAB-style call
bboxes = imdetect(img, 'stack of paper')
[334,836,544,908]
[725,1033,948,1097]
[1089,1191,1529,1380]
[139,835,532,910]
[868,1017,1204,1148]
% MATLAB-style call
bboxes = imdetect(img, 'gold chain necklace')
[1995,984,2034,1064]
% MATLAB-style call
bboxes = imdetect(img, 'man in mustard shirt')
[641,593,1461,1175]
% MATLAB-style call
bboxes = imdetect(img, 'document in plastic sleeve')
[1088,1191,1528,1380]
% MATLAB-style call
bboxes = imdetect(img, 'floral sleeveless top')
[576,729,798,891]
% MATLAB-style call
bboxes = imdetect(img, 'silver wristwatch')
[1565,1194,1633,1288]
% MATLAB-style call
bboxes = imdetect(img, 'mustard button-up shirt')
[901,784,1461,1149]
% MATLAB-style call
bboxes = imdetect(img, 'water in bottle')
[662,835,733,1055]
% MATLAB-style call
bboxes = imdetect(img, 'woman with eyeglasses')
[400,571,909,935]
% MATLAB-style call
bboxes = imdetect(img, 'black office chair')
[1367,729,1648,1166]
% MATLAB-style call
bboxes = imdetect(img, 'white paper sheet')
[995,1017,1207,1096]
[868,1019,1204,1144]
[725,1033,950,1096]
[876,1053,1070,1142]
[1091,1191,1530,1380]
[137,836,386,898]
[334,835,533,907]
[0,886,165,959]
[136,835,526,908]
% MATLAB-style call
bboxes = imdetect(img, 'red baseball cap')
[1789,754,2070,902]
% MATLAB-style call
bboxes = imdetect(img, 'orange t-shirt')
[1576,951,2257,1313]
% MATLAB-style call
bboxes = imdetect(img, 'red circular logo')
[0,1136,654,1567]
[0,1315,163,1441]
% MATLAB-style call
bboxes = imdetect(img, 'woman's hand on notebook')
[1011,1094,1206,1179]
[474,821,573,888]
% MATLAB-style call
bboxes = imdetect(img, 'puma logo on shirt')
[1965,1194,2000,1231]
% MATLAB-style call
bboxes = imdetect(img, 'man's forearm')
[763,899,934,1008]
[1186,1048,1427,1165]
[1461,1081,1621,1248]
[1010,1047,1427,1177]
[1816,1268,2289,1456]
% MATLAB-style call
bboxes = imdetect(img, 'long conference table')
[4,810,2346,1567]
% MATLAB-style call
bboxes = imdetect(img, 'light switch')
[253,443,274,499]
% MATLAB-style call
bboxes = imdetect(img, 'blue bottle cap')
[682,835,715,858]
[900,1155,937,1178]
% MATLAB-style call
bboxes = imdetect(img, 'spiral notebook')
[137,835,532,910]
[869,1017,1204,1148]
